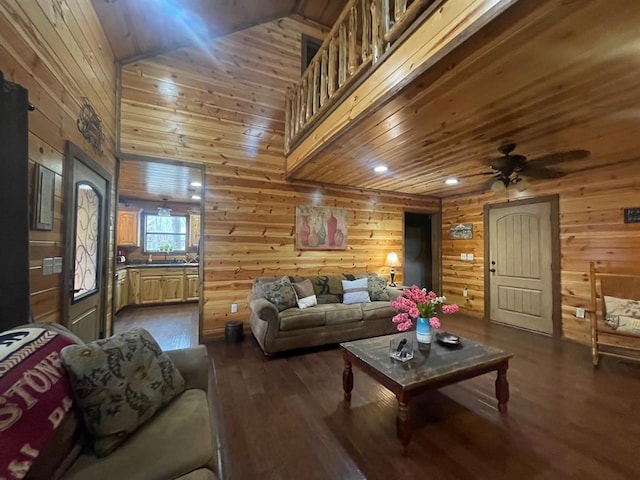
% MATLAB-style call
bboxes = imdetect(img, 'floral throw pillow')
[261,276,297,311]
[367,275,390,301]
[604,296,640,328]
[60,328,185,457]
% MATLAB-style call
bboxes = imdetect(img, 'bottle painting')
[301,215,310,246]
[317,213,326,245]
[327,211,337,247]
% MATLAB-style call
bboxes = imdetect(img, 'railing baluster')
[306,73,313,121]
[348,5,358,75]
[339,22,347,87]
[328,37,337,98]
[361,0,371,62]
[320,48,328,107]
[371,0,381,63]
[381,0,390,51]
[312,61,320,115]
[394,0,408,21]
[285,91,291,151]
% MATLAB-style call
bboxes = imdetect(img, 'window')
[143,213,187,253]
[301,34,322,73]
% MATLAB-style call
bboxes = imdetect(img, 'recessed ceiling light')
[190,181,202,187]
[374,166,388,173]
[191,195,201,200]
[444,178,459,185]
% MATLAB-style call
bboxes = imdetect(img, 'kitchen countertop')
[116,263,199,270]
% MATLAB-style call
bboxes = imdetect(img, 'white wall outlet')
[53,257,63,274]
[576,307,585,319]
[467,253,474,261]
[43,258,53,276]
[463,288,468,298]
[460,253,468,260]
[231,303,238,313]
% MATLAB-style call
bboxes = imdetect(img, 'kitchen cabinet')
[117,208,142,246]
[189,211,200,248]
[184,268,200,302]
[115,269,128,313]
[127,266,196,305]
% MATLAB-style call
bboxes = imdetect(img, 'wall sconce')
[385,251,401,287]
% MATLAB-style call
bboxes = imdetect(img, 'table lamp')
[385,251,401,287]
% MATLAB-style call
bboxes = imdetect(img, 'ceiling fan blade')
[521,164,565,179]
[528,150,590,166]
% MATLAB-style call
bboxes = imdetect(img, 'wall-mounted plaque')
[450,223,473,239]
[624,208,640,224]
[32,164,55,231]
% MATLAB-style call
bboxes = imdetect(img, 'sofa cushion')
[367,276,390,301]
[308,275,345,295]
[260,276,297,311]
[325,304,364,325]
[177,469,217,480]
[361,302,397,321]
[60,389,214,480]
[292,279,315,299]
[342,278,371,305]
[317,294,341,304]
[60,328,185,457]
[279,308,326,331]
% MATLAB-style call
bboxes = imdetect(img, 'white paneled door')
[488,201,553,334]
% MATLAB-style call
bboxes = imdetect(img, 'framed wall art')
[296,206,348,250]
[32,164,56,231]
[450,223,473,240]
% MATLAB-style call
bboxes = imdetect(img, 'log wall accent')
[441,160,640,345]
[119,17,440,338]
[0,1,116,329]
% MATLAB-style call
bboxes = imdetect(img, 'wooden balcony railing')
[285,0,436,154]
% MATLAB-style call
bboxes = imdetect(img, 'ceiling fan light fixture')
[515,177,531,192]
[157,198,172,217]
[491,179,507,194]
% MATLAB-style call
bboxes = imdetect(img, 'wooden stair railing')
[284,0,435,154]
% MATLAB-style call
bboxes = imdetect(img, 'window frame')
[142,212,188,254]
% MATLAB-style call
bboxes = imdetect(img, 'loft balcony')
[284,0,524,195]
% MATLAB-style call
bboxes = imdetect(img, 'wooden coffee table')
[340,332,513,455]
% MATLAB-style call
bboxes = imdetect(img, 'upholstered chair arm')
[247,294,279,323]
[165,345,210,392]
[387,287,403,302]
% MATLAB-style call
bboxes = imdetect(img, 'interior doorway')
[403,211,440,291]
[484,196,560,337]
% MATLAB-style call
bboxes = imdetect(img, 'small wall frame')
[450,223,473,239]
[32,164,55,231]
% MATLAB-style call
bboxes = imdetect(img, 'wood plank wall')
[0,1,116,329]
[119,17,440,338]
[442,160,640,344]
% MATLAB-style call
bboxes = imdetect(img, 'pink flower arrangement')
[391,285,460,332]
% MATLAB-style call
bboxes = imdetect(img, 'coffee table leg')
[396,398,411,456]
[343,355,353,403]
[495,361,510,413]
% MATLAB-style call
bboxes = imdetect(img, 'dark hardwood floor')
[207,314,640,480]
[113,304,199,350]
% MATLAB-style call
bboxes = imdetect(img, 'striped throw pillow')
[342,278,371,305]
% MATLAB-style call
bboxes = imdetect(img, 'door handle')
[489,268,496,273]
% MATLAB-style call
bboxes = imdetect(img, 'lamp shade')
[385,251,401,267]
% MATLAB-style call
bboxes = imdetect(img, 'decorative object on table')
[295,206,348,250]
[450,223,473,239]
[385,251,401,286]
[436,331,462,348]
[389,337,414,362]
[391,285,459,346]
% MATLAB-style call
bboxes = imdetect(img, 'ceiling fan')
[481,143,590,192]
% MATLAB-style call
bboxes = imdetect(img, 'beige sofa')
[248,274,402,355]
[5,324,220,480]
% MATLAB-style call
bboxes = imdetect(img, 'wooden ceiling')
[91,0,345,61]
[118,159,203,203]
[287,0,640,197]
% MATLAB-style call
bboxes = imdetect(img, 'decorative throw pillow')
[60,328,185,457]
[367,275,390,301]
[293,279,315,299]
[604,296,640,328]
[297,294,318,309]
[342,278,371,305]
[260,276,297,311]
